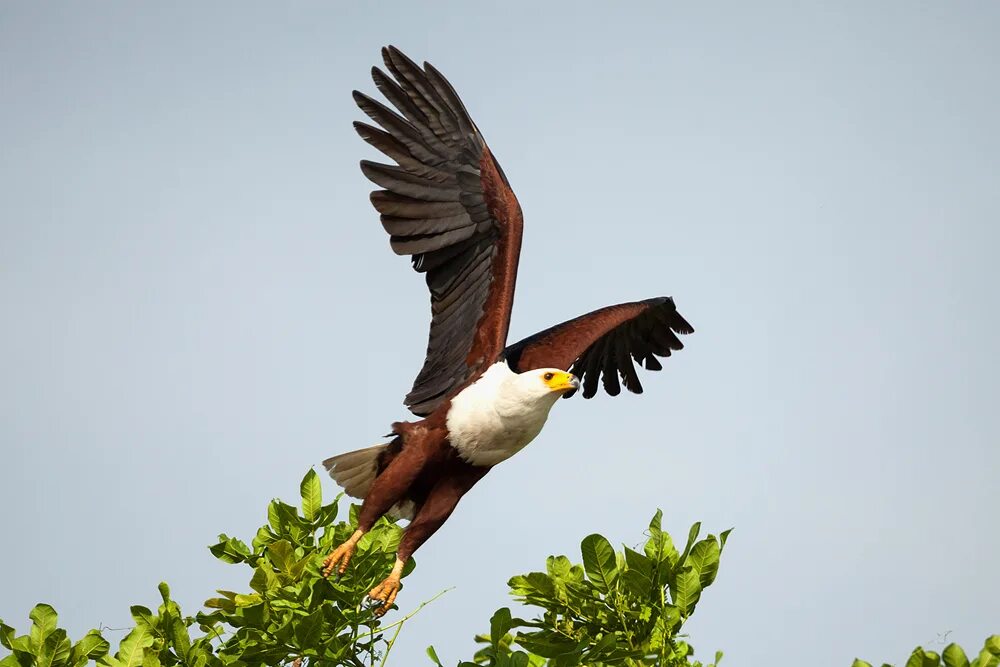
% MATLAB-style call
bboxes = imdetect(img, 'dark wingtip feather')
[384,44,421,73]
[674,314,695,335]
[658,297,695,335]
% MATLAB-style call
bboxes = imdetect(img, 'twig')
[97,623,133,633]
[356,587,454,644]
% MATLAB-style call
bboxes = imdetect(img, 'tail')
[322,443,388,499]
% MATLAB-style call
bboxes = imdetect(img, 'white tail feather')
[322,443,387,499]
[322,442,415,521]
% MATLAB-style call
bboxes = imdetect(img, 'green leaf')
[719,528,733,552]
[851,660,874,667]
[129,606,156,632]
[688,537,722,588]
[545,555,576,580]
[267,500,303,537]
[169,619,191,660]
[8,632,31,654]
[203,598,236,613]
[515,632,581,659]
[294,609,324,648]
[315,502,339,528]
[233,594,263,607]
[0,621,14,651]
[905,648,941,667]
[587,632,619,659]
[678,522,702,566]
[978,636,1000,667]
[249,565,280,594]
[509,652,529,667]
[580,534,619,594]
[29,603,58,651]
[943,643,969,667]
[252,525,277,551]
[671,565,702,615]
[42,628,72,667]
[115,626,153,667]
[644,515,679,569]
[300,469,322,521]
[490,608,512,647]
[649,508,663,533]
[266,540,294,572]
[209,534,251,564]
[977,652,1000,667]
[715,649,725,666]
[426,645,444,667]
[234,602,268,630]
[508,572,555,599]
[622,547,654,597]
[623,546,653,575]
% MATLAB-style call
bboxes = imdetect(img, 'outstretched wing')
[504,297,693,398]
[356,46,523,416]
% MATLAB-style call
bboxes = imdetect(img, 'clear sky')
[2,2,998,665]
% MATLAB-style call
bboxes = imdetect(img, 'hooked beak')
[550,373,580,393]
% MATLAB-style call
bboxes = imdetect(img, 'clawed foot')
[322,539,358,578]
[368,575,402,617]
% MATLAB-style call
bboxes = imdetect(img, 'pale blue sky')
[2,2,998,665]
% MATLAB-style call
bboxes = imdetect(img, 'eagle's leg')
[322,439,429,578]
[368,465,488,615]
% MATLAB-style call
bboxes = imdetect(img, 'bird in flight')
[322,46,693,615]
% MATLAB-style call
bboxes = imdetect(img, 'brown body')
[358,408,488,563]
[322,47,694,614]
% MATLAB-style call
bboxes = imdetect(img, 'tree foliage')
[1,470,997,667]
[1,470,416,667]
[430,510,730,667]
[851,636,1000,667]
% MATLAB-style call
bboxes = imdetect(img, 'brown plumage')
[321,46,694,614]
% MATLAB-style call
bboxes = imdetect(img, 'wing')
[504,297,693,398]
[355,46,523,416]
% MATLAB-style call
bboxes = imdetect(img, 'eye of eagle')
[543,372,554,381]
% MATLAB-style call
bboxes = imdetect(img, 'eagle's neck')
[446,361,560,467]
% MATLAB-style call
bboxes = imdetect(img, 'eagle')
[321,46,693,614]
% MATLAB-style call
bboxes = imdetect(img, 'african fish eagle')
[321,46,694,614]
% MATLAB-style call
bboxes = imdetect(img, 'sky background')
[2,2,998,665]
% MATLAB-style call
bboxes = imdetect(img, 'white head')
[447,363,582,466]
[496,368,580,416]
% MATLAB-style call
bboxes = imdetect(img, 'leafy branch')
[2,470,997,667]
[430,510,730,667]
[1,470,427,667]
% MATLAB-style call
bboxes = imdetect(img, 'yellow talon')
[322,530,364,578]
[368,576,401,616]
[367,557,406,616]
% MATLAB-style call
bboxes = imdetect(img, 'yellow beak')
[546,371,581,393]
